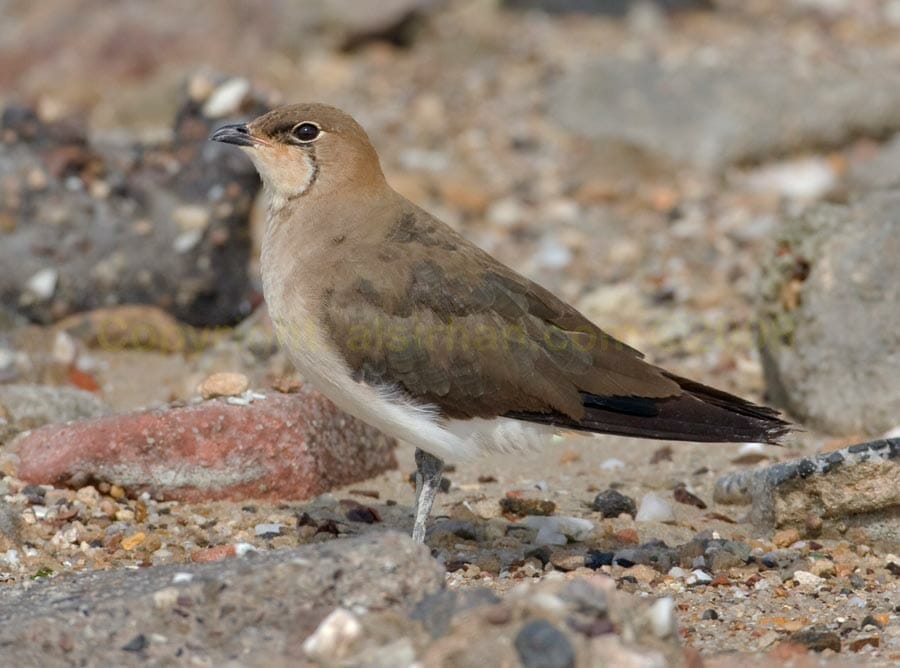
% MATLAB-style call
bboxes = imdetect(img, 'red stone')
[191,544,237,563]
[11,388,397,502]
[613,528,639,545]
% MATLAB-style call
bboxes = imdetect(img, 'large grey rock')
[0,383,108,444]
[714,438,899,550]
[847,132,900,192]
[0,532,444,667]
[551,48,900,170]
[756,193,900,435]
[0,79,267,327]
[0,527,693,666]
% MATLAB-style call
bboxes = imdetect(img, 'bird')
[210,103,790,543]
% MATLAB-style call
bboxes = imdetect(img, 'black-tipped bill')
[210,123,256,147]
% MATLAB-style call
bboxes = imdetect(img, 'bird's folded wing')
[322,214,680,421]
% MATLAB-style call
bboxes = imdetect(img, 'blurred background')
[1,0,899,438]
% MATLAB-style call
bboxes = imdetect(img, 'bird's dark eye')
[291,122,320,143]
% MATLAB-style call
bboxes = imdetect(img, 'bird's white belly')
[268,310,555,462]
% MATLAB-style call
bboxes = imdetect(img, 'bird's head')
[210,103,385,204]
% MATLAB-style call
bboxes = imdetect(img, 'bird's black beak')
[210,123,256,147]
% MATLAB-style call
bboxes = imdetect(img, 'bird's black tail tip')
[508,373,793,445]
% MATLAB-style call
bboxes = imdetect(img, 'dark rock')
[0,532,443,666]
[591,489,637,518]
[585,551,615,569]
[700,609,718,620]
[121,634,148,653]
[758,195,900,435]
[788,627,842,653]
[343,501,383,524]
[613,540,678,573]
[614,554,636,568]
[514,619,576,668]
[0,85,268,327]
[672,484,707,509]
[758,552,781,568]
[20,484,46,506]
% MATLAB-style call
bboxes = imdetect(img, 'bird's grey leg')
[412,447,444,544]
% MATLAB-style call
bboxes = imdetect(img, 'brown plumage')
[321,199,789,444]
[211,103,791,541]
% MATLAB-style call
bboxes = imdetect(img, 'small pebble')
[198,372,250,399]
[75,486,100,506]
[860,614,884,630]
[520,516,594,543]
[25,268,58,300]
[647,597,675,638]
[191,544,236,563]
[701,608,718,620]
[585,551,615,569]
[254,523,283,537]
[534,527,567,547]
[172,205,211,232]
[788,628,841,653]
[591,489,637,518]
[500,497,556,517]
[121,634,148,653]
[121,532,145,550]
[792,570,825,588]
[808,558,836,578]
[773,528,800,548]
[623,564,658,584]
[514,619,575,668]
[635,493,675,523]
[672,484,707,509]
[203,78,250,118]
[302,608,362,661]
[686,569,713,586]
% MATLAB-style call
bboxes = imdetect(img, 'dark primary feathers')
[322,203,791,445]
